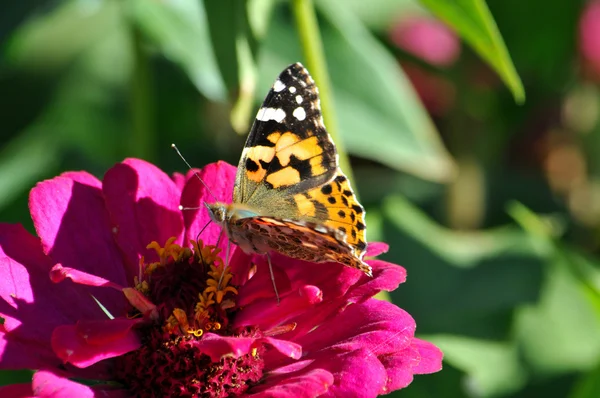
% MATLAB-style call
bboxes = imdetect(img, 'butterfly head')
[205,202,228,226]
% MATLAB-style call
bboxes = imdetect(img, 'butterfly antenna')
[171,143,219,202]
[218,238,231,290]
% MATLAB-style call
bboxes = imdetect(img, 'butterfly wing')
[233,63,367,260]
[234,63,337,203]
[233,216,372,276]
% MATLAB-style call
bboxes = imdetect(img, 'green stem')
[291,0,354,181]
[130,24,155,161]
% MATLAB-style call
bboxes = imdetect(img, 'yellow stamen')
[204,263,239,303]
[188,328,204,337]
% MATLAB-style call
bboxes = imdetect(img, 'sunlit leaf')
[427,335,527,397]
[419,0,525,103]
[515,255,600,374]
[6,1,120,71]
[0,128,60,210]
[130,0,225,101]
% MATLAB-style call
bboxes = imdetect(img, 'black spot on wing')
[259,160,271,170]
[338,210,346,218]
[321,184,332,195]
[288,154,315,180]
[246,158,259,172]
[356,240,367,251]
[356,221,365,231]
[327,197,336,204]
[352,204,363,214]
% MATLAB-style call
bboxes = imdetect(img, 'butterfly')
[206,63,371,292]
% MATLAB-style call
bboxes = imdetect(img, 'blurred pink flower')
[389,15,460,67]
[580,0,600,80]
[0,159,442,397]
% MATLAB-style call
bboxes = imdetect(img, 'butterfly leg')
[217,238,231,290]
[266,252,280,305]
[216,229,223,248]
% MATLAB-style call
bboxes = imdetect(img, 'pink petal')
[319,348,387,398]
[235,285,322,331]
[33,370,95,398]
[232,253,285,302]
[49,264,158,320]
[49,264,125,290]
[296,300,415,355]
[235,256,292,306]
[171,171,187,192]
[378,343,420,390]
[0,383,34,398]
[0,225,116,364]
[365,242,389,257]
[0,327,59,371]
[51,318,142,368]
[180,161,237,252]
[32,370,129,398]
[29,172,130,293]
[102,158,184,268]
[378,338,443,392]
[194,333,301,363]
[410,338,444,375]
[343,260,407,305]
[269,252,360,300]
[248,368,334,397]
[260,336,302,360]
[193,333,258,362]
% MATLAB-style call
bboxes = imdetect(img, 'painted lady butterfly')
[206,63,371,284]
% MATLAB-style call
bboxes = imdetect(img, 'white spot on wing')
[296,95,303,104]
[289,86,297,93]
[293,107,306,121]
[256,107,286,123]
[273,79,286,92]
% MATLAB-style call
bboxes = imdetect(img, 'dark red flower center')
[113,238,264,398]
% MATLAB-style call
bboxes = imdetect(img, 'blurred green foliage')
[2,0,600,397]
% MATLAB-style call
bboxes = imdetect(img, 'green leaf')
[381,195,543,339]
[0,128,60,211]
[259,1,456,182]
[384,195,541,266]
[5,1,121,71]
[515,255,600,375]
[426,335,527,397]
[130,0,225,101]
[419,0,525,103]
[203,0,278,133]
[570,361,600,398]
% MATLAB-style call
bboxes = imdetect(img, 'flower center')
[114,238,263,397]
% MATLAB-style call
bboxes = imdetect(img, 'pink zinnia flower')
[0,159,442,397]
[579,0,600,81]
